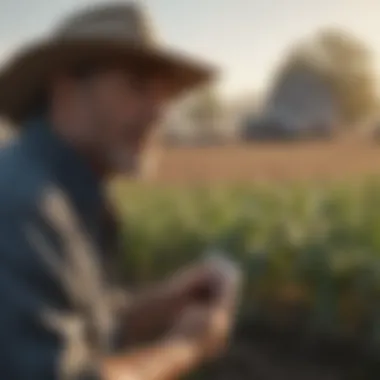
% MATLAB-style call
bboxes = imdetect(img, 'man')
[0,2,240,380]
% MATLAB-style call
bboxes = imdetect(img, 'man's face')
[60,66,172,175]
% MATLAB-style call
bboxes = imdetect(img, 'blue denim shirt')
[0,119,125,379]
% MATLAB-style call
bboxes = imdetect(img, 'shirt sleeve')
[0,188,106,380]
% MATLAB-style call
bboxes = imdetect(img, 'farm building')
[243,66,339,140]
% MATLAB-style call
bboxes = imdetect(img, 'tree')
[271,28,378,127]
[315,29,377,125]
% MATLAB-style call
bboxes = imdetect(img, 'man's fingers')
[163,258,242,364]
[166,258,242,319]
[206,259,242,309]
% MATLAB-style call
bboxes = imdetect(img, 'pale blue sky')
[1,0,380,97]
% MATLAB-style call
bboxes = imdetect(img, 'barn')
[243,66,339,140]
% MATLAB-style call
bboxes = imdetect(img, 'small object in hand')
[189,279,220,304]
[190,252,241,305]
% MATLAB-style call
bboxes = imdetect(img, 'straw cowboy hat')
[0,1,216,125]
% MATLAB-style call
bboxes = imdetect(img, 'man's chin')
[117,162,140,178]
[109,154,140,177]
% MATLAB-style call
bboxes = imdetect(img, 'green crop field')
[111,178,380,378]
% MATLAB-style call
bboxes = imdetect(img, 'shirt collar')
[20,117,105,218]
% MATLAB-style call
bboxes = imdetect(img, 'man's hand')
[168,256,241,360]
[124,257,241,345]
[102,302,237,380]
[102,336,202,380]
[102,257,241,380]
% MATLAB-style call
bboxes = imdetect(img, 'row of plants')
[112,178,380,355]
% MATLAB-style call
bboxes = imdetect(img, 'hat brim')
[0,38,217,124]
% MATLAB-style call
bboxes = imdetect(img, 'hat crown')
[0,1,214,124]
[54,2,158,46]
